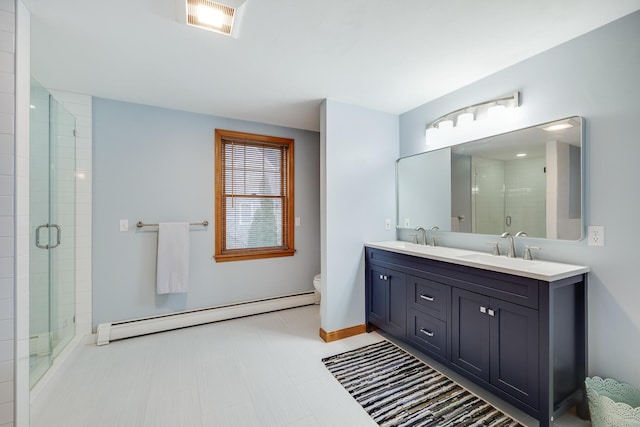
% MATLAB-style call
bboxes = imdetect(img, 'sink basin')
[371,241,468,258]
[456,253,540,269]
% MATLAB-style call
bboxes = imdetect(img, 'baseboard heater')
[96,291,318,346]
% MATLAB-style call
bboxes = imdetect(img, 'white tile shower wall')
[472,156,546,239]
[472,157,505,235]
[14,0,30,424]
[49,90,92,338]
[0,0,13,424]
[504,157,546,238]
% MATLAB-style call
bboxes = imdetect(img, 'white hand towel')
[156,222,190,294]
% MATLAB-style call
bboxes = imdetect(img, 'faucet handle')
[523,246,541,260]
[486,241,500,256]
[411,234,418,244]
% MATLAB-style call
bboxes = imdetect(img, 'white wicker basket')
[585,376,640,426]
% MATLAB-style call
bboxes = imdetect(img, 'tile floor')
[31,305,590,426]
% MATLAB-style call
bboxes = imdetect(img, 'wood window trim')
[214,129,295,262]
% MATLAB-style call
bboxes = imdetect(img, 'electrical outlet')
[404,218,411,228]
[385,219,391,230]
[588,225,605,246]
[120,219,129,232]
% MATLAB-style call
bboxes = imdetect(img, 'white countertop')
[365,241,590,281]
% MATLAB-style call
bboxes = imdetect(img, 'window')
[214,129,294,262]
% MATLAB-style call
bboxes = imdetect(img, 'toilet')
[313,274,321,303]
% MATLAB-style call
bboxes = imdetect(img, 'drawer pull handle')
[480,306,487,314]
[419,294,434,302]
[419,328,434,337]
[488,309,496,317]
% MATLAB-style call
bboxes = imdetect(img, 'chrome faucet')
[515,231,528,237]
[501,232,516,258]
[415,226,427,245]
[428,226,440,246]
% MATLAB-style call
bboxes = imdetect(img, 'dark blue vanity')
[365,243,589,426]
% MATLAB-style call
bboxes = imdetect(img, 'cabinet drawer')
[408,276,449,320]
[407,310,447,360]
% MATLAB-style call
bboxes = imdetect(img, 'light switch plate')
[295,217,301,227]
[385,219,391,230]
[120,219,129,232]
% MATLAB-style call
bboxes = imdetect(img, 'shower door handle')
[35,224,49,249]
[35,224,61,249]
[49,224,61,249]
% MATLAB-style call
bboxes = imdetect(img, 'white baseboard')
[96,291,319,345]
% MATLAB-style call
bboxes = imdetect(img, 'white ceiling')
[24,0,640,132]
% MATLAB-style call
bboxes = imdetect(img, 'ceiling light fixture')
[181,0,247,38]
[425,91,520,139]
[197,5,226,27]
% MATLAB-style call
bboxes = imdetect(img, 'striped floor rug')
[322,341,524,427]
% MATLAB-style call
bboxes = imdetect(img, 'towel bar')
[136,220,209,228]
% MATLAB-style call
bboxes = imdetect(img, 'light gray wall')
[320,100,398,333]
[92,98,320,329]
[399,11,640,387]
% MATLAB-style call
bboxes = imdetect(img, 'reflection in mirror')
[397,117,583,240]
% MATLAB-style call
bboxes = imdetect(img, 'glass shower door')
[29,80,76,388]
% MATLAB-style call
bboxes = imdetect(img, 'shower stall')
[29,79,76,388]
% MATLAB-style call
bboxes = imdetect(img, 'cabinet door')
[451,288,491,382]
[386,269,407,337]
[367,265,387,328]
[490,298,539,409]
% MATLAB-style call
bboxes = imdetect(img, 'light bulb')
[457,112,474,126]
[198,5,225,27]
[488,104,506,118]
[438,119,454,129]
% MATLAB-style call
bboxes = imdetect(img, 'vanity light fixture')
[425,91,520,137]
[516,153,527,157]
[181,0,247,37]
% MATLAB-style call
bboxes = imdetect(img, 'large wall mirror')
[397,116,583,240]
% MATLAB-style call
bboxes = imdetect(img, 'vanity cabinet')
[451,287,539,409]
[364,246,587,427]
[366,264,406,338]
